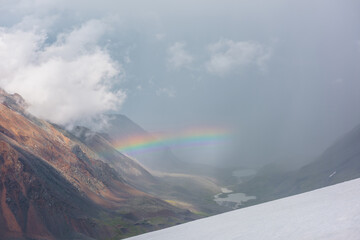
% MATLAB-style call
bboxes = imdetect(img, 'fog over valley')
[1,0,359,168]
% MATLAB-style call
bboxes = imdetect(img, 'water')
[213,169,257,209]
[214,188,256,209]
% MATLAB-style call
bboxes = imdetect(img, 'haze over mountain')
[101,114,181,172]
[232,123,360,206]
[100,114,230,179]
[0,0,359,168]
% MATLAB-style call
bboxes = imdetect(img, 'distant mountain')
[235,123,360,205]
[0,89,194,239]
[127,178,360,240]
[102,114,232,184]
[102,114,184,173]
[103,114,148,140]
[274,123,360,197]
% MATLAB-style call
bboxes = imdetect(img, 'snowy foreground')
[127,178,360,240]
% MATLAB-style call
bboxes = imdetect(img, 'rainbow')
[112,127,230,154]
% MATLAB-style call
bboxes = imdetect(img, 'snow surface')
[127,178,360,240]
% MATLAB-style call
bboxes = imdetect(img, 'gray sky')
[1,0,360,167]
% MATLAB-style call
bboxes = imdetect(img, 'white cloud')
[0,19,126,125]
[206,39,272,75]
[167,42,193,70]
[156,87,176,98]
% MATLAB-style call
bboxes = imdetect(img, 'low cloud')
[206,39,272,75]
[167,42,193,70]
[0,19,126,126]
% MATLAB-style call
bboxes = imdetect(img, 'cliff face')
[0,89,192,239]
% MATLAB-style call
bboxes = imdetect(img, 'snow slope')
[127,178,360,240]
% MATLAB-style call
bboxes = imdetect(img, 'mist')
[1,0,360,168]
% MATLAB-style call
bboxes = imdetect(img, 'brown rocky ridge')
[0,89,194,240]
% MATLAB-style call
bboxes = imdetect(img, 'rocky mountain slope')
[0,89,194,239]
